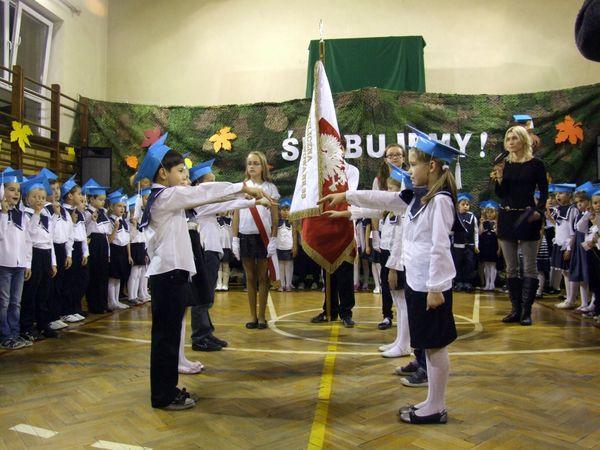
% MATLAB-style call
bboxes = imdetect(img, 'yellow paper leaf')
[10,121,33,152]
[185,157,193,168]
[66,146,75,161]
[209,126,237,153]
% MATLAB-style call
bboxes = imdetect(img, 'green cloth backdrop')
[73,82,600,207]
[306,36,426,96]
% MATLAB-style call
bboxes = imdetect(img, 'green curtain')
[305,36,426,97]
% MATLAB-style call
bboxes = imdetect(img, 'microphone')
[493,150,509,166]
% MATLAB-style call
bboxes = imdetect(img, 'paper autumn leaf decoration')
[185,158,193,168]
[10,121,33,152]
[125,155,139,169]
[555,115,584,145]
[141,127,161,148]
[209,127,237,153]
[66,146,76,161]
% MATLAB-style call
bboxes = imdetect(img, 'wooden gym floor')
[1,289,599,449]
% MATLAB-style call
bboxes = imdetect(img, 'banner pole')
[319,19,325,64]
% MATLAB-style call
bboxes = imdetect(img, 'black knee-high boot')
[520,277,539,326]
[502,277,523,323]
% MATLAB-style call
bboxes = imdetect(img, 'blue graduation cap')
[553,183,577,193]
[480,200,499,209]
[388,162,412,188]
[140,187,152,197]
[21,175,52,196]
[575,181,598,196]
[60,175,79,198]
[407,125,463,163]
[189,159,215,183]
[457,192,473,203]
[82,178,108,196]
[134,132,171,183]
[127,195,139,209]
[592,189,600,197]
[107,189,128,204]
[38,167,58,181]
[548,184,556,193]
[279,197,292,208]
[2,168,24,184]
[513,114,534,129]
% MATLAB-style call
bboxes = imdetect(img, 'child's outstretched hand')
[255,197,277,208]
[318,192,346,207]
[321,210,351,220]
[242,185,271,202]
[426,292,445,311]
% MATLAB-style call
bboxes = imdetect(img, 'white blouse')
[238,180,280,235]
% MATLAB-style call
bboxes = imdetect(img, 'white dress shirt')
[276,220,293,251]
[110,215,131,247]
[63,204,89,258]
[238,180,279,235]
[346,189,456,292]
[84,205,113,236]
[25,207,57,267]
[45,203,74,257]
[552,205,577,250]
[145,182,245,277]
[0,208,32,269]
[194,197,256,254]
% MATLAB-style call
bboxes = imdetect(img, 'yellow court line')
[307,323,340,450]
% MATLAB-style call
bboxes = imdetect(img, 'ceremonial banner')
[290,61,355,273]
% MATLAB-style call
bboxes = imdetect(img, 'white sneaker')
[373,287,381,294]
[222,285,228,291]
[116,302,130,310]
[49,320,68,330]
[555,300,575,309]
[62,315,80,323]
[73,313,86,321]
[381,346,412,358]
[378,342,396,352]
[216,282,223,291]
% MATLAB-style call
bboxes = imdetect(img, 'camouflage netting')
[72,83,600,205]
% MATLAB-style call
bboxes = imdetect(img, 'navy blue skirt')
[550,244,570,270]
[569,231,589,283]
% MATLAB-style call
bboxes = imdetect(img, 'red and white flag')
[290,60,355,273]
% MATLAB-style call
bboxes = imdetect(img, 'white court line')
[92,440,151,450]
[66,330,600,357]
[267,293,278,321]
[472,293,481,324]
[9,424,58,438]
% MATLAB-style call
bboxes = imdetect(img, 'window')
[0,0,53,135]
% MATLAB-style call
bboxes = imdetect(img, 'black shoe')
[503,277,523,323]
[157,389,195,411]
[399,409,447,424]
[520,277,538,326]
[395,360,420,376]
[464,284,474,293]
[208,334,228,347]
[311,312,338,323]
[401,367,428,387]
[20,331,36,343]
[41,328,59,339]
[192,337,222,351]
[378,318,392,330]
[341,317,355,328]
[257,321,268,329]
[245,320,258,329]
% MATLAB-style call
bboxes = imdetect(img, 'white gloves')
[232,237,240,260]
[267,238,277,258]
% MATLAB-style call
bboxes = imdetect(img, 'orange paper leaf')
[125,155,139,169]
[555,115,584,145]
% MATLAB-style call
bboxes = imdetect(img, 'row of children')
[0,165,154,350]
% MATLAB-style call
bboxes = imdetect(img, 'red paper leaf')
[141,127,161,148]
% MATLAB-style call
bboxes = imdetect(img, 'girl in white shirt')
[107,191,131,311]
[320,129,460,425]
[276,198,296,292]
[232,151,280,329]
